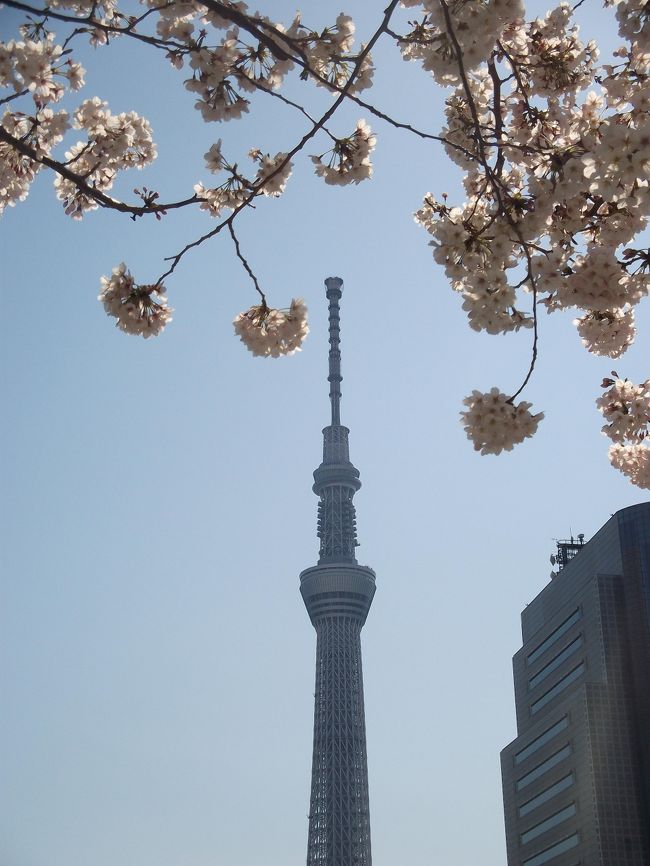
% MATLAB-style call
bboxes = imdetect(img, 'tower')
[501,503,650,866]
[300,277,376,866]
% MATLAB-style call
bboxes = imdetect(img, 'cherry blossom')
[597,377,650,444]
[461,388,544,455]
[311,120,375,185]
[99,263,172,338]
[234,299,309,357]
[609,443,650,489]
[249,149,293,196]
[399,0,525,85]
[574,309,635,358]
[1,36,72,103]
[204,140,226,173]
[597,376,650,489]
[0,107,69,212]
[54,99,156,218]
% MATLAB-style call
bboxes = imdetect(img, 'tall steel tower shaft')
[300,277,376,866]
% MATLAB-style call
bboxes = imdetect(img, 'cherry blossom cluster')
[1,107,69,213]
[233,299,309,357]
[145,5,372,118]
[195,139,247,215]
[54,97,156,218]
[0,5,373,225]
[598,377,650,488]
[249,149,293,196]
[607,0,650,51]
[461,388,544,455]
[47,0,116,19]
[415,196,532,334]
[194,142,293,217]
[574,309,636,358]
[311,120,376,185]
[405,0,649,481]
[399,0,525,85]
[0,35,84,103]
[99,263,173,338]
[297,13,375,94]
[185,30,254,122]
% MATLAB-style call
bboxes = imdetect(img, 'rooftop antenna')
[551,532,588,573]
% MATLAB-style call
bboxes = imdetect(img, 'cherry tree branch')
[7,0,482,171]
[439,0,540,402]
[4,0,186,52]
[0,88,29,106]
[0,125,199,215]
[198,0,301,64]
[245,79,338,145]
[509,243,540,403]
[157,0,401,284]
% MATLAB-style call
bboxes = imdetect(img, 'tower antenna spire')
[325,276,343,426]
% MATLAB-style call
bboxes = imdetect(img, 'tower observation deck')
[301,277,376,866]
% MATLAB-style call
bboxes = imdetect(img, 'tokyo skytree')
[300,277,376,866]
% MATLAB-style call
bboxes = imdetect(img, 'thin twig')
[497,40,533,115]
[509,244,539,403]
[228,223,266,306]
[0,89,29,106]
[245,79,338,144]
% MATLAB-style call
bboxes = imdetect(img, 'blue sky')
[1,2,648,865]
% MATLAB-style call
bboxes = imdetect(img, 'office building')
[501,503,650,865]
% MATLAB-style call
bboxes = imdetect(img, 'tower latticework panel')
[300,278,376,866]
[307,618,371,865]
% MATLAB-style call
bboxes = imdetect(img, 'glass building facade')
[501,503,650,866]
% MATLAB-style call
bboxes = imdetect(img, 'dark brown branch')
[487,58,505,178]
[0,125,199,215]
[0,88,29,106]
[496,40,533,114]
[198,0,300,64]
[3,0,186,52]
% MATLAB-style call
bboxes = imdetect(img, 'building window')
[527,609,581,665]
[519,774,574,817]
[529,638,584,690]
[522,834,579,866]
[516,745,572,791]
[515,718,569,765]
[520,803,577,845]
[531,664,585,715]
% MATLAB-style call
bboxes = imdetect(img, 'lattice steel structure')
[300,277,376,866]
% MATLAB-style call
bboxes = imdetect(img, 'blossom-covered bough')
[1,0,649,485]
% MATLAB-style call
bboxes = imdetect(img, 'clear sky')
[1,2,648,865]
